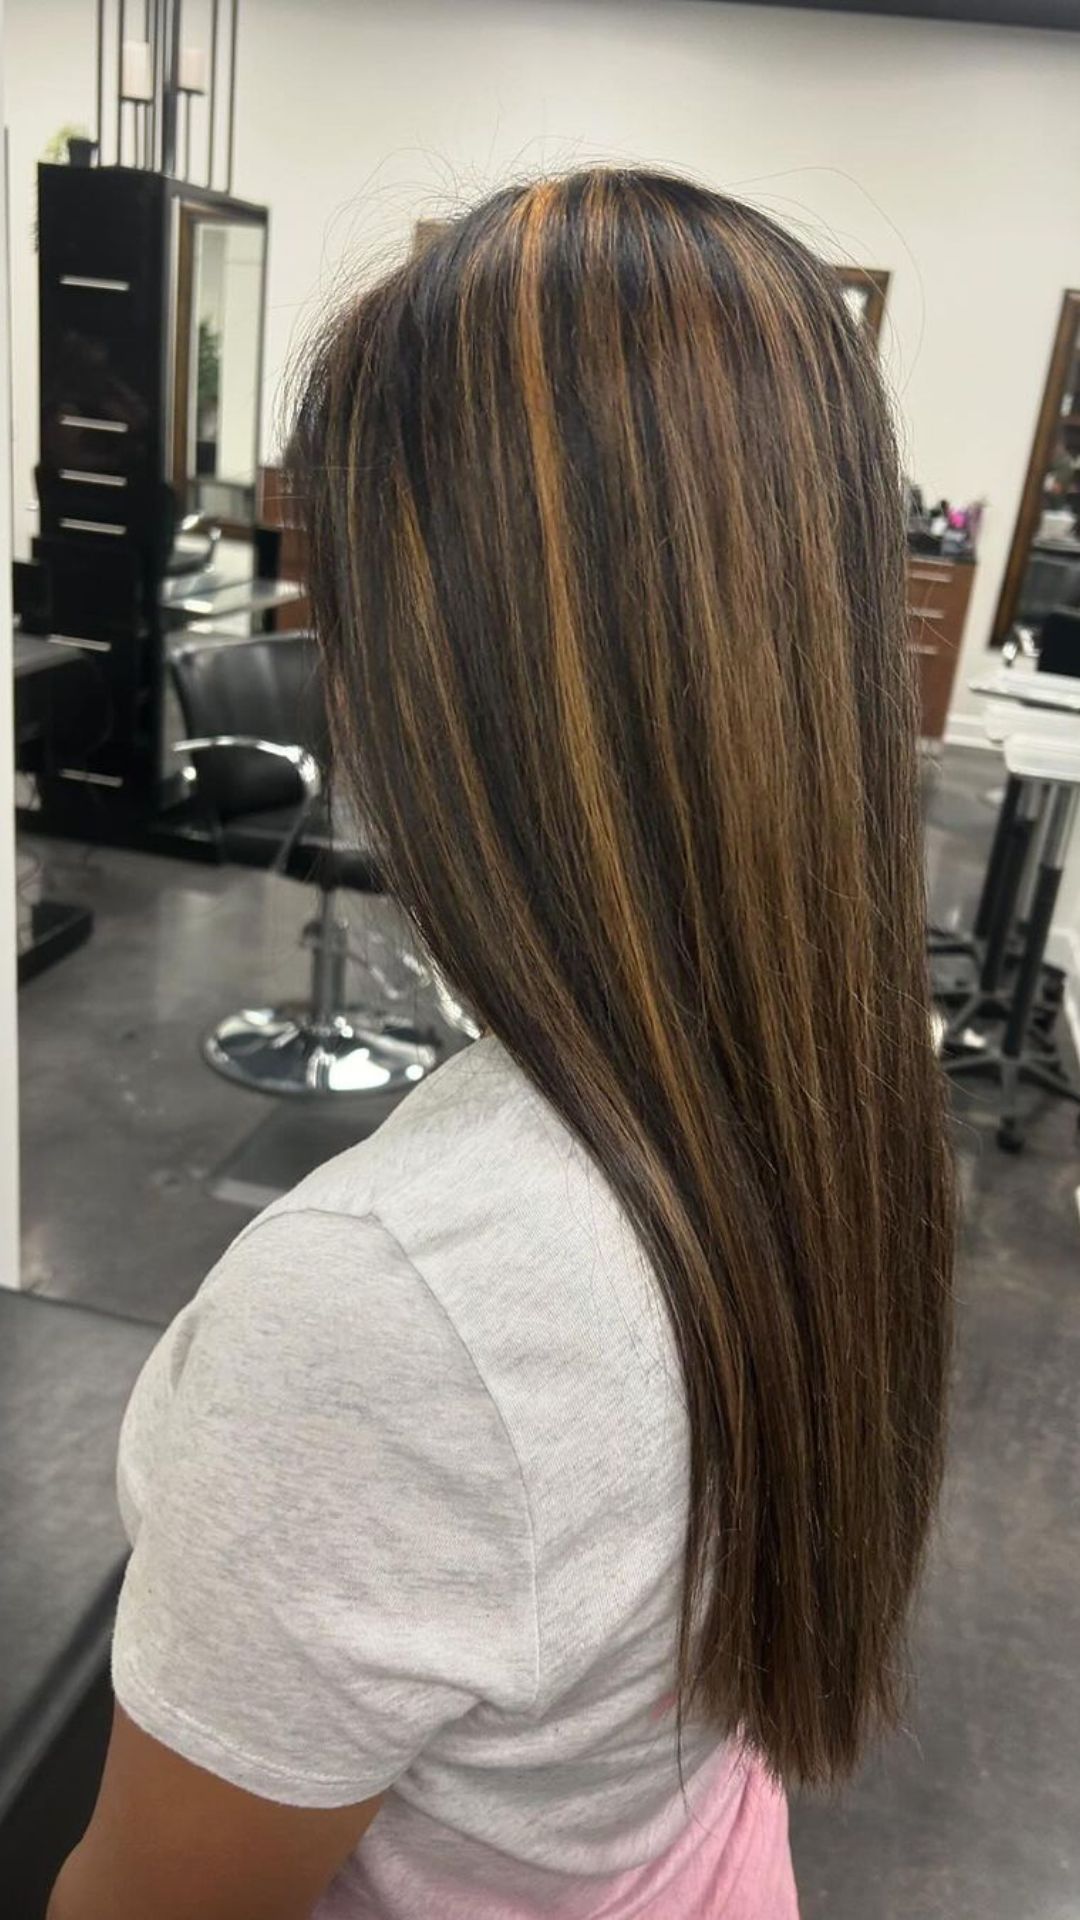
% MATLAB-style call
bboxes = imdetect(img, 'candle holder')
[94,0,238,189]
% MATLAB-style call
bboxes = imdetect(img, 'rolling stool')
[172,634,443,1098]
[942,715,1080,1151]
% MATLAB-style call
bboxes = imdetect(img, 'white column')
[1050,835,1080,1052]
[0,0,22,1286]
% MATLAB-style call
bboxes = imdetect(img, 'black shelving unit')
[18,163,269,847]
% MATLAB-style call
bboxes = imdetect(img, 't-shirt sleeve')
[111,1207,539,1807]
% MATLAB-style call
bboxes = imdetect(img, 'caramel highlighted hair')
[292,170,954,1785]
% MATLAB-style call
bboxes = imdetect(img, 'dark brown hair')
[292,169,954,1786]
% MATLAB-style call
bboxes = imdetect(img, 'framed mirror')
[991,290,1080,649]
[413,218,451,255]
[172,200,268,531]
[838,267,890,344]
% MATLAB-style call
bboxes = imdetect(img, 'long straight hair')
[292,170,954,1787]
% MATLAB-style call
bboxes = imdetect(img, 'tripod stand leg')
[980,781,1042,996]
[997,1057,1024,1153]
[974,773,1023,940]
[996,785,1078,1152]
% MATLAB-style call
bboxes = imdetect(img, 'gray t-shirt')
[113,1038,789,1917]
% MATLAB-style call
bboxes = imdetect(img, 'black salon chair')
[170,632,441,1097]
[1003,555,1080,662]
[1036,606,1080,678]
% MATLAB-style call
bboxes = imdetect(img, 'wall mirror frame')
[171,189,269,537]
[412,218,451,255]
[991,289,1080,648]
[838,267,890,343]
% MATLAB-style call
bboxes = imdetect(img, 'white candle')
[179,46,207,94]
[121,39,153,101]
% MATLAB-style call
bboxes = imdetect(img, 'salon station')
[1,2,1080,1917]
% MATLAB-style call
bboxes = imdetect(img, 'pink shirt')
[319,1751,797,1917]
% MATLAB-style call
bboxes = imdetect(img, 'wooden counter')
[907,554,976,741]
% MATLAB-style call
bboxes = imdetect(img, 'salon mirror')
[992,290,1080,653]
[838,267,890,344]
[172,206,267,530]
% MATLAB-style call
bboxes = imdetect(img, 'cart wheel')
[997,1121,1024,1154]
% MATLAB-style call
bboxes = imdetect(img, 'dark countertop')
[0,1291,157,1816]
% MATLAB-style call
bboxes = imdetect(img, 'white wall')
[4,0,1080,765]
[7,0,1080,712]
[227,0,1080,748]
[1,0,22,1284]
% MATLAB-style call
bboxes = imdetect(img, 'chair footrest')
[204,1005,440,1098]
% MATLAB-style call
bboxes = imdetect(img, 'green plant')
[42,124,91,163]
[197,320,221,421]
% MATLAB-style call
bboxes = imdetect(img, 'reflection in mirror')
[837,267,890,344]
[992,290,1080,652]
[412,218,451,255]
[175,212,267,527]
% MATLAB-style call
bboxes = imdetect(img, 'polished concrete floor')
[17,846,436,1318]
[16,748,1080,1919]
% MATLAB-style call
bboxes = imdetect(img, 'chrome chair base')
[204,1005,440,1098]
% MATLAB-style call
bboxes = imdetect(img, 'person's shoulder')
[220,1035,662,1394]
[183,1205,431,1405]
[257,1036,581,1235]
[188,1038,557,1330]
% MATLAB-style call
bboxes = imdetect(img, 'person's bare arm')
[47,1705,384,1920]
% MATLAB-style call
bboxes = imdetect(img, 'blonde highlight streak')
[580,192,718,1040]
[390,473,584,1022]
[512,191,702,1107]
[632,222,881,1529]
